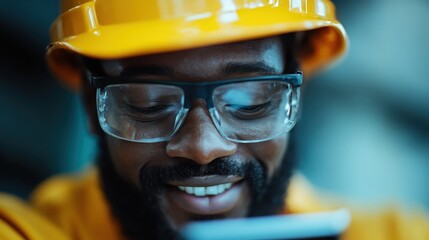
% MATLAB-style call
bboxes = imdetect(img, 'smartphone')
[179,208,350,240]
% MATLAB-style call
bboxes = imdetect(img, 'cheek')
[106,136,166,186]
[248,135,289,178]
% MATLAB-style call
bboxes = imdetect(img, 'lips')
[165,175,245,215]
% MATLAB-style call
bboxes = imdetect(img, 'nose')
[166,101,237,165]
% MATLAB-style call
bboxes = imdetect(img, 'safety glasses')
[90,72,302,143]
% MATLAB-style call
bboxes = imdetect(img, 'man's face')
[91,36,294,238]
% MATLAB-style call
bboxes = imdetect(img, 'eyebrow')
[117,61,278,78]
[223,62,279,75]
[119,65,173,77]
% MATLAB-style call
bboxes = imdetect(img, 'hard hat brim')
[47,5,348,90]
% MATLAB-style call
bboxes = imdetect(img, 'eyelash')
[127,104,170,115]
[225,101,274,120]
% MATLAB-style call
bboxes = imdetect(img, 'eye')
[124,103,174,122]
[128,104,170,115]
[225,101,273,120]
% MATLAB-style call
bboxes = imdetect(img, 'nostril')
[166,133,237,165]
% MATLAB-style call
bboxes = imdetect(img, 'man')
[2,0,425,239]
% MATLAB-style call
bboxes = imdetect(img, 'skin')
[85,36,290,231]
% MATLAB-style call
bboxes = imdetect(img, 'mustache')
[138,157,266,192]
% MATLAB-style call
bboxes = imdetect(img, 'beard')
[97,132,297,240]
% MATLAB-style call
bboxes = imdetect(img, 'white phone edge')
[180,208,351,240]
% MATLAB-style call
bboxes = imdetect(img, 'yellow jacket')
[0,169,428,240]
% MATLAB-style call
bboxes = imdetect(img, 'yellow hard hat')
[47,0,348,90]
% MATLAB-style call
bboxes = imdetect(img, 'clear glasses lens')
[211,81,299,143]
[97,84,187,143]
[97,80,299,143]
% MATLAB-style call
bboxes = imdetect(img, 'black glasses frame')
[89,72,303,109]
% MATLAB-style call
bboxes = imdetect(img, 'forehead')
[100,36,285,80]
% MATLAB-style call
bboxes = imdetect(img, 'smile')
[177,183,233,197]
[166,176,246,215]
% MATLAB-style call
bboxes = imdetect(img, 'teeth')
[177,183,234,197]
[185,187,194,194]
[216,184,225,193]
[206,186,218,195]
[194,187,205,197]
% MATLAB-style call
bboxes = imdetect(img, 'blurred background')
[0,1,96,198]
[296,0,429,209]
[0,0,428,214]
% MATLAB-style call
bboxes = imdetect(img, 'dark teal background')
[0,1,95,198]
